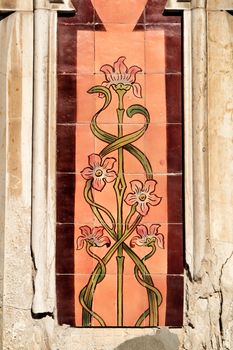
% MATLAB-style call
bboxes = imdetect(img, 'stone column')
[0,4,34,348]
[32,0,75,315]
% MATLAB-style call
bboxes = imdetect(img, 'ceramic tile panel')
[56,0,183,328]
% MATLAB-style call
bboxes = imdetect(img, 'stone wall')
[0,1,232,349]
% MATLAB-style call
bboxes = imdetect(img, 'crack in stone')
[218,250,233,348]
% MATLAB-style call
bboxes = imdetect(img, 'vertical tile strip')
[56,21,77,326]
[56,0,105,326]
[57,0,184,327]
[166,275,184,326]
[165,21,184,326]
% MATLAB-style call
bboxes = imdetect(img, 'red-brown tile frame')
[56,0,184,327]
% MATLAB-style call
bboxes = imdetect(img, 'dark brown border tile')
[58,25,78,74]
[167,123,183,173]
[167,175,183,223]
[56,224,75,274]
[167,224,183,274]
[58,0,94,25]
[166,275,183,326]
[166,73,182,123]
[145,0,181,24]
[94,23,106,31]
[57,173,75,223]
[133,24,145,32]
[57,74,77,123]
[165,24,182,73]
[57,124,76,173]
[56,274,75,326]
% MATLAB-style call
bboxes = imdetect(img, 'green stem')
[83,183,160,327]
[82,213,141,326]
[79,243,106,326]
[134,244,162,326]
[114,89,127,326]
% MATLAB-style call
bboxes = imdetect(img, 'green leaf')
[127,104,150,124]
[87,85,112,110]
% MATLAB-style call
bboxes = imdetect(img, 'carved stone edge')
[31,5,59,314]
[0,0,75,12]
[165,0,191,10]
[48,0,75,12]
[166,0,233,10]
[166,0,208,279]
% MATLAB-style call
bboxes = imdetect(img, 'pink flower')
[125,180,161,216]
[100,56,142,98]
[77,226,111,250]
[130,224,164,248]
[81,153,117,191]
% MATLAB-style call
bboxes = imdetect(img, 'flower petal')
[144,180,157,193]
[130,235,146,247]
[149,224,161,236]
[105,170,117,183]
[76,237,85,250]
[102,157,117,170]
[81,167,93,180]
[92,177,106,191]
[136,238,147,246]
[96,236,111,248]
[113,56,127,74]
[130,236,138,248]
[127,65,142,82]
[132,82,142,98]
[100,64,114,78]
[136,202,149,216]
[125,193,137,206]
[148,194,162,206]
[88,153,101,168]
[130,180,143,193]
[155,233,165,249]
[92,227,104,238]
[79,225,91,237]
[136,225,148,238]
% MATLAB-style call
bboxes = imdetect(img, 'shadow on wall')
[114,328,179,350]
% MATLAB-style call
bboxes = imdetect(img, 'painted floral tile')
[56,0,183,328]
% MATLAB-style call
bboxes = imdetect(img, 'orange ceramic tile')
[57,0,183,328]
[75,124,95,172]
[75,174,95,225]
[94,124,118,160]
[76,74,96,123]
[74,274,95,326]
[124,223,168,276]
[144,123,167,174]
[92,274,117,326]
[95,31,145,74]
[142,274,167,326]
[123,274,148,326]
[77,31,95,74]
[142,174,168,224]
[122,124,145,175]
[93,177,118,225]
[92,0,147,31]
[145,74,167,124]
[94,73,146,125]
[145,30,166,73]
[74,225,96,275]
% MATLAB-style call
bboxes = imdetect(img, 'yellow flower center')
[95,169,103,177]
[139,193,147,201]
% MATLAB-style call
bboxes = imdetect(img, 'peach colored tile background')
[74,3,167,327]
